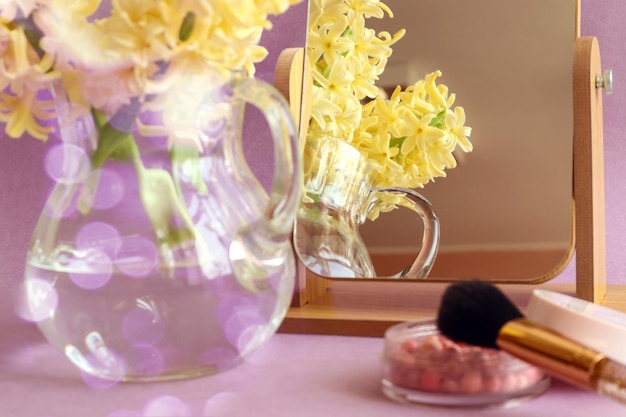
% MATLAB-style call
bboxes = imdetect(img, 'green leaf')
[158,226,195,248]
[389,136,407,148]
[321,65,331,79]
[428,109,447,129]
[306,192,322,203]
[179,12,195,41]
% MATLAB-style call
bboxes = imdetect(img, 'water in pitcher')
[24,255,286,381]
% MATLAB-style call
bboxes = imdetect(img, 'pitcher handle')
[230,70,301,238]
[375,187,440,279]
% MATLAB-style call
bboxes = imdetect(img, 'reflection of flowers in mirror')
[306,0,473,199]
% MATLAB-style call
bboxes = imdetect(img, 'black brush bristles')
[436,280,524,349]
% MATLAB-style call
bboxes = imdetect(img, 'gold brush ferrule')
[497,318,607,390]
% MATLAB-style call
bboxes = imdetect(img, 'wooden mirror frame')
[275,1,621,337]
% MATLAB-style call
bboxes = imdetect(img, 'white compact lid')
[527,289,626,365]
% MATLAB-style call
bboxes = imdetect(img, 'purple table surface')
[2,321,625,417]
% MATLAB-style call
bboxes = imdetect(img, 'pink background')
[1,2,626,416]
[582,0,626,285]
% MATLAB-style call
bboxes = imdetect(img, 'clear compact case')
[381,318,551,408]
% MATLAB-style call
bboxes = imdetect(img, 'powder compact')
[381,318,550,408]
[527,289,626,366]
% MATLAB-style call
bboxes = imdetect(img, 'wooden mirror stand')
[274,36,621,337]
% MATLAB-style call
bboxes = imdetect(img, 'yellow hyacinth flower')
[306,1,473,204]
[0,23,57,140]
[0,0,303,141]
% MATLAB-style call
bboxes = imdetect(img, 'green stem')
[80,109,197,252]
[90,108,139,168]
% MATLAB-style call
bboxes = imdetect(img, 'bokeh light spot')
[142,395,190,417]
[219,302,266,352]
[115,236,159,278]
[68,250,113,290]
[215,295,257,328]
[91,168,125,210]
[75,221,122,259]
[123,346,165,378]
[66,341,125,388]
[200,347,238,372]
[42,188,80,219]
[122,307,165,346]
[80,370,121,391]
[203,392,244,417]
[17,279,58,322]
[84,332,127,378]
[44,143,90,183]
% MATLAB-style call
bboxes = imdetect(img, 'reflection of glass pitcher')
[22,69,300,381]
[295,136,439,278]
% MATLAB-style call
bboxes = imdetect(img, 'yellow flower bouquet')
[1,0,299,139]
[306,0,473,208]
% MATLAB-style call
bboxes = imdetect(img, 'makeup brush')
[436,280,626,405]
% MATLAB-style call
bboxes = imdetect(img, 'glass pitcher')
[295,136,439,278]
[21,68,300,382]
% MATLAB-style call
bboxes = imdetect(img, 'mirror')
[296,0,577,281]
